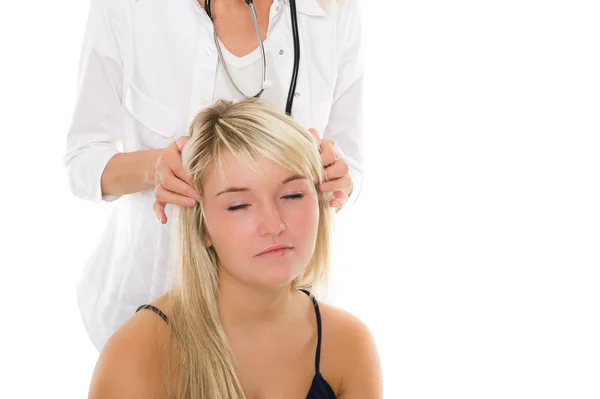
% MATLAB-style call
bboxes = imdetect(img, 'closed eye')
[227,194,303,212]
[227,204,250,212]
[283,193,304,200]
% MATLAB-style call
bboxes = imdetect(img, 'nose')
[258,204,286,236]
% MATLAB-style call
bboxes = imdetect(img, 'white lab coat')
[64,0,363,351]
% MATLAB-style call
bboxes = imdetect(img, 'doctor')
[65,0,363,351]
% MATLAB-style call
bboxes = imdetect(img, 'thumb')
[175,136,190,152]
[308,128,321,143]
[308,128,322,152]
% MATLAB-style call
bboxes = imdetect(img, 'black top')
[136,289,336,398]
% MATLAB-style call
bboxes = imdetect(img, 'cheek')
[204,208,257,262]
[286,196,320,246]
[204,209,236,250]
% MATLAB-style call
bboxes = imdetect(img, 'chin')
[251,261,306,289]
[257,272,300,289]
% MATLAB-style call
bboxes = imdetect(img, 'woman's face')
[201,150,320,289]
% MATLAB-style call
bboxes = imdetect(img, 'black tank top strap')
[299,289,323,374]
[135,304,169,324]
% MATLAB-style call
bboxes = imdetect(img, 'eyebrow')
[215,174,307,196]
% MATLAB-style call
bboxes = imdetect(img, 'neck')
[217,270,296,332]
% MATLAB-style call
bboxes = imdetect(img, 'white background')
[1,1,599,398]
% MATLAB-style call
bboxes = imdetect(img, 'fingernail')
[332,200,339,207]
[320,184,326,191]
[156,214,161,221]
[186,199,196,207]
[194,193,200,201]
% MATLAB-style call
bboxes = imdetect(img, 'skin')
[88,152,381,399]
[204,151,320,295]
[153,0,353,224]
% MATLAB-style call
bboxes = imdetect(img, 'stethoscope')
[205,0,300,116]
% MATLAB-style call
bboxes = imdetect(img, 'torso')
[142,290,344,398]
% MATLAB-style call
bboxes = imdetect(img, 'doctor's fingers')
[155,163,199,202]
[320,140,337,167]
[308,128,321,145]
[331,190,349,208]
[319,175,352,193]
[323,158,349,181]
[158,141,197,189]
[153,200,167,224]
[175,135,190,152]
[154,183,197,208]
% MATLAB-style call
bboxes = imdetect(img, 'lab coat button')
[205,46,212,55]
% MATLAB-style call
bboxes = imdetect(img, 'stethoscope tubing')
[205,0,300,116]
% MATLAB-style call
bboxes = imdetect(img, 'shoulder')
[318,301,371,344]
[318,301,383,398]
[88,295,177,399]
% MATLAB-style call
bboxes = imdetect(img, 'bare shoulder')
[318,302,383,399]
[88,294,176,399]
[318,301,374,348]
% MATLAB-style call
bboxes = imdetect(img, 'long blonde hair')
[163,99,334,398]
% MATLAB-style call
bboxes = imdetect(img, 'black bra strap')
[136,304,169,324]
[299,289,322,374]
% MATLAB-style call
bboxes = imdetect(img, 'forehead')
[203,151,297,194]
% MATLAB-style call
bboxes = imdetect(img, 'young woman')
[88,99,380,398]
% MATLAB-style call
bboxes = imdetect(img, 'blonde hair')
[163,99,335,398]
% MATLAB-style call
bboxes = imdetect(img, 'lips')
[255,244,294,257]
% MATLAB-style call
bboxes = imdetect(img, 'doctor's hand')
[153,136,199,224]
[308,128,353,209]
